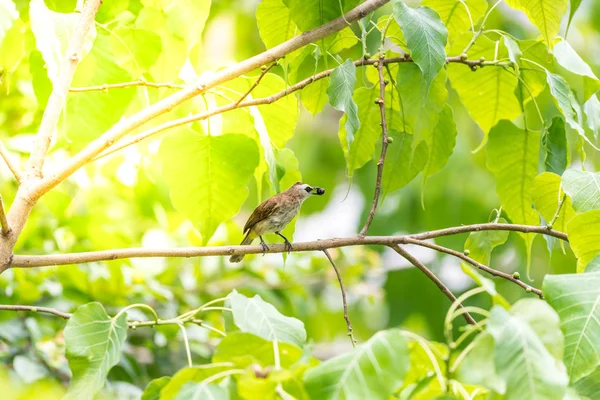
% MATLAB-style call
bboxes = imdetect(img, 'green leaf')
[531,172,575,234]
[586,254,600,273]
[553,39,600,101]
[284,0,360,32]
[393,1,448,89]
[423,104,457,182]
[544,117,568,175]
[448,36,521,146]
[567,210,600,272]
[504,0,567,50]
[544,272,600,381]
[382,131,428,196]
[327,59,360,148]
[454,333,506,394]
[159,131,259,243]
[572,364,600,399]
[229,290,307,347]
[486,120,540,233]
[460,264,511,308]
[174,383,229,400]
[583,94,600,141]
[562,170,600,212]
[301,78,329,116]
[421,0,488,46]
[142,377,172,400]
[29,0,96,85]
[63,302,128,400]
[304,329,409,400]
[0,0,18,48]
[487,306,568,400]
[257,0,300,49]
[213,332,306,369]
[463,218,509,265]
[160,364,235,399]
[108,26,162,72]
[566,0,583,36]
[164,0,211,51]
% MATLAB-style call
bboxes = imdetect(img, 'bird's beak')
[313,187,325,195]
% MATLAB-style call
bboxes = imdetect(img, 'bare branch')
[360,54,390,236]
[0,304,72,319]
[25,0,102,180]
[390,245,477,325]
[234,62,277,106]
[69,79,185,92]
[30,0,392,198]
[323,249,356,347]
[0,196,10,236]
[403,237,543,298]
[0,140,22,182]
[8,223,567,268]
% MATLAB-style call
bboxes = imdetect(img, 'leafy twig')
[234,62,277,106]
[0,196,10,236]
[548,194,566,229]
[323,249,356,347]
[0,140,21,182]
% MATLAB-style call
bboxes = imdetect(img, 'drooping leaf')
[562,170,600,212]
[448,36,521,147]
[553,39,600,101]
[160,364,236,399]
[567,210,600,272]
[463,218,509,265]
[454,333,506,394]
[382,131,428,196]
[304,329,410,400]
[0,0,18,48]
[544,272,600,381]
[583,94,600,141]
[393,1,448,89]
[519,40,554,99]
[421,0,488,46]
[423,104,457,183]
[543,117,568,175]
[301,77,329,116]
[63,302,128,400]
[503,0,568,50]
[159,131,259,243]
[486,120,540,242]
[504,36,522,64]
[327,59,359,148]
[531,172,575,234]
[565,0,584,36]
[229,290,307,347]
[29,0,96,85]
[174,383,229,400]
[142,377,172,400]
[487,306,568,400]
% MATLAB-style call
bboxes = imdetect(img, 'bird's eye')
[304,186,312,193]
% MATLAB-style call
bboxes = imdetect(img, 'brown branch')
[323,249,356,347]
[8,223,566,268]
[29,0,392,199]
[403,237,543,298]
[94,55,498,161]
[0,305,72,319]
[0,140,22,182]
[25,0,102,180]
[69,79,185,92]
[0,196,10,236]
[234,63,277,106]
[390,245,477,325]
[360,55,389,236]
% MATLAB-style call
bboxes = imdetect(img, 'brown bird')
[229,182,325,263]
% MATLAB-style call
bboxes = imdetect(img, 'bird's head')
[291,182,325,199]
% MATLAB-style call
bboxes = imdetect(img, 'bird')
[229,182,325,263]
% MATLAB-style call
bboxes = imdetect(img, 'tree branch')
[0,304,72,319]
[323,249,356,347]
[360,54,389,236]
[390,244,477,325]
[69,79,185,92]
[25,0,102,180]
[0,195,10,236]
[234,62,277,106]
[0,140,22,182]
[29,0,392,198]
[8,223,566,268]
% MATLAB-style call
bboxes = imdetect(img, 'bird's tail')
[229,231,255,263]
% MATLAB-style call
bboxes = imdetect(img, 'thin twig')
[0,305,72,319]
[548,194,566,229]
[0,140,22,182]
[360,55,389,236]
[323,249,356,347]
[0,196,9,236]
[9,223,568,268]
[94,56,507,161]
[390,245,477,325]
[234,62,276,106]
[402,237,543,298]
[69,79,185,92]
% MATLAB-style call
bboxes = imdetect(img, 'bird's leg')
[276,232,293,253]
[259,236,269,255]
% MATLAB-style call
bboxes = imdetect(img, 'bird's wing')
[243,196,280,233]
